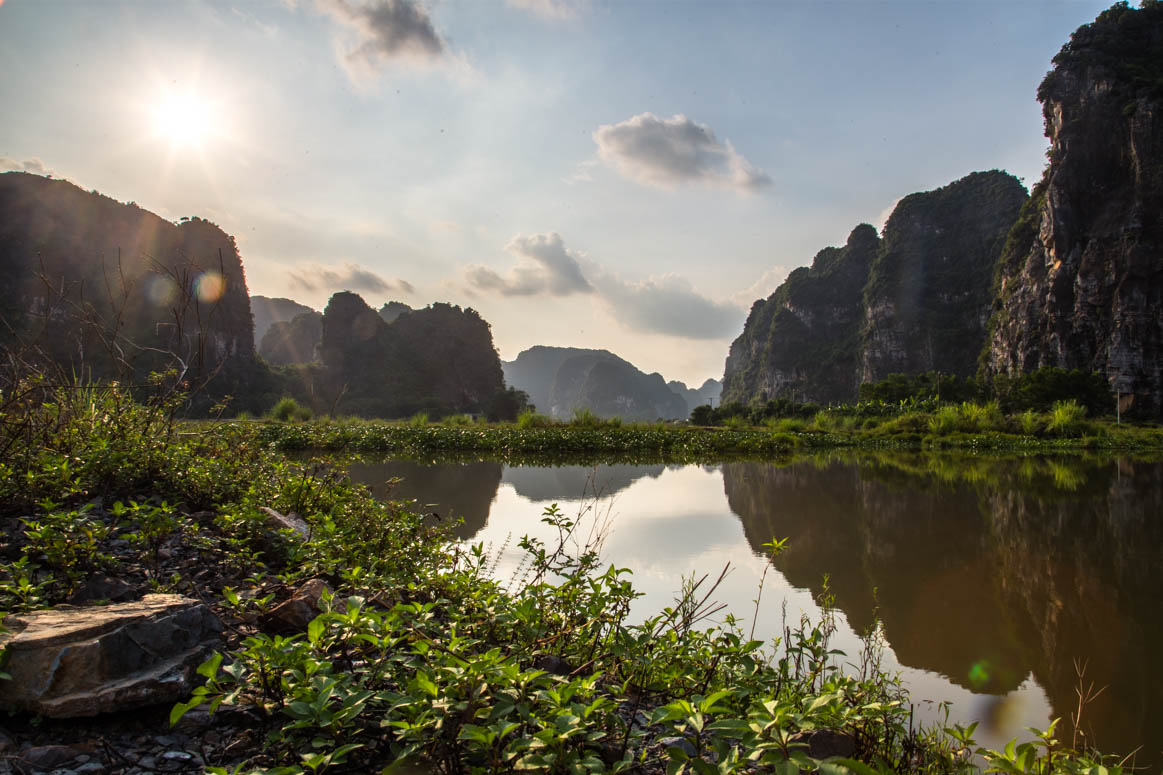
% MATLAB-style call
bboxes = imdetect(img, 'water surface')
[346,452,1163,767]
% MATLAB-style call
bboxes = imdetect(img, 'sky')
[0,0,1118,386]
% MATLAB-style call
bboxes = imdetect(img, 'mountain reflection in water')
[346,453,1163,767]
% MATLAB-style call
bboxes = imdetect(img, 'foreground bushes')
[0,382,1138,773]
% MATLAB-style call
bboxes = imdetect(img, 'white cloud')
[289,262,413,295]
[463,232,744,340]
[0,157,52,176]
[594,113,771,192]
[507,0,588,20]
[464,232,593,296]
[315,0,445,80]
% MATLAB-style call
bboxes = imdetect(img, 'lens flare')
[145,274,178,307]
[194,271,225,303]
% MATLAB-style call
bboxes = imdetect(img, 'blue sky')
[0,0,1116,385]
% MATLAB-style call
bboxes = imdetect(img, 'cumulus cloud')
[594,113,771,192]
[316,0,445,75]
[289,262,413,295]
[594,272,746,340]
[463,232,744,340]
[464,232,593,296]
[507,0,587,20]
[0,157,52,176]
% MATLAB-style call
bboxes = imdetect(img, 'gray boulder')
[0,594,222,718]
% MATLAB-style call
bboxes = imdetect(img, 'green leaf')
[307,615,326,645]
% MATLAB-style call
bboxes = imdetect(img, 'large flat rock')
[0,593,222,718]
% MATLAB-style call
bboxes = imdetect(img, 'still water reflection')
[345,452,1163,767]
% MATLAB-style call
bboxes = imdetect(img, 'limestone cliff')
[251,296,314,343]
[861,171,1028,383]
[317,291,504,418]
[723,225,878,405]
[502,346,690,420]
[0,172,257,399]
[723,172,1025,405]
[983,2,1163,417]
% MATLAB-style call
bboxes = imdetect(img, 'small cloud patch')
[289,262,412,295]
[464,232,593,296]
[594,113,770,192]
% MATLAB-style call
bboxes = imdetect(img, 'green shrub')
[1047,400,1087,437]
[408,411,429,427]
[516,409,554,429]
[569,407,620,428]
[268,396,311,422]
[1018,408,1044,435]
[928,405,961,435]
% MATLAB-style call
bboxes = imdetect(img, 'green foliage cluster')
[270,396,314,422]
[0,375,1141,773]
[1038,0,1163,104]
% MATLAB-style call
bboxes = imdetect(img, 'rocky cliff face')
[318,292,504,418]
[260,311,323,366]
[668,378,722,410]
[861,171,1028,383]
[502,346,690,420]
[723,172,1026,405]
[0,172,256,395]
[723,224,878,405]
[250,296,315,343]
[983,2,1163,417]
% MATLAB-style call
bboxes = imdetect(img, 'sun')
[153,93,212,147]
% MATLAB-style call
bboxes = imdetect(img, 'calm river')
[345,452,1162,768]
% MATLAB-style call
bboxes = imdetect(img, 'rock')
[67,576,136,605]
[659,736,697,757]
[0,594,222,718]
[533,655,573,676]
[259,506,310,539]
[261,579,329,632]
[16,744,92,771]
[791,729,857,760]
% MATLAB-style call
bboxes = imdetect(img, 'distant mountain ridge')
[250,296,315,343]
[503,345,719,420]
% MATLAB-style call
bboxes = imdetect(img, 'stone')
[791,729,857,760]
[0,594,222,718]
[260,579,329,633]
[659,736,697,757]
[259,506,310,539]
[16,744,92,771]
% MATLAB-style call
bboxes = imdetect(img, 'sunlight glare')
[153,93,211,147]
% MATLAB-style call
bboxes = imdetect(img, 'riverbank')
[0,386,1137,773]
[250,411,1163,461]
